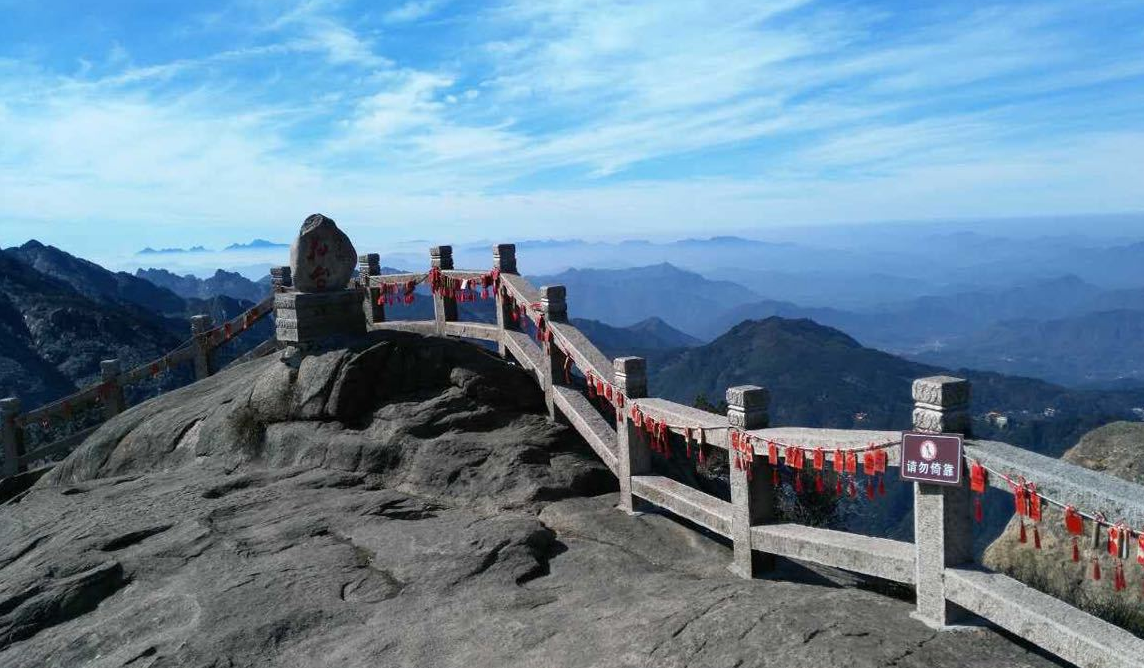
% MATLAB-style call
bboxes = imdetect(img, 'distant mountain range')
[224,239,289,251]
[135,239,288,255]
[1,241,274,408]
[649,317,1144,457]
[529,263,759,337]
[525,262,1144,388]
[136,268,269,304]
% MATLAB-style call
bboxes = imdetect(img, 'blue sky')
[1,0,1143,262]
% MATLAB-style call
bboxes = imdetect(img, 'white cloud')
[0,0,1142,263]
[384,1,446,24]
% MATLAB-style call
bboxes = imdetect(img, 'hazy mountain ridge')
[136,267,267,303]
[649,317,1144,456]
[0,245,275,409]
[530,263,759,337]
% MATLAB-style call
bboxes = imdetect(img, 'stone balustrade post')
[911,375,974,629]
[539,285,568,420]
[614,356,648,514]
[190,315,215,380]
[100,359,126,418]
[493,244,518,357]
[430,245,457,335]
[1,397,24,477]
[727,385,774,578]
[270,266,292,290]
[359,253,384,325]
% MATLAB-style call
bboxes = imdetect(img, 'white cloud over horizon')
[1,0,1142,264]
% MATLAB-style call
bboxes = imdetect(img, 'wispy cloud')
[0,0,1141,260]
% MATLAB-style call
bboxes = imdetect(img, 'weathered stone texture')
[289,213,357,293]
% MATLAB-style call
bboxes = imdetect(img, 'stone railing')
[359,243,1144,668]
[0,292,278,479]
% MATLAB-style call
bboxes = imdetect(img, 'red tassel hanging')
[865,479,875,500]
[1137,532,1144,567]
[697,428,707,466]
[745,464,754,482]
[772,468,780,486]
[848,479,857,498]
[1033,524,1041,550]
[835,477,843,496]
[684,427,693,459]
[1092,558,1101,581]
[794,474,804,494]
[1072,537,1080,562]
[845,451,858,475]
[659,421,671,458]
[150,362,160,377]
[974,497,984,523]
[877,475,885,497]
[815,473,824,494]
[1114,563,1126,592]
[1018,519,1027,544]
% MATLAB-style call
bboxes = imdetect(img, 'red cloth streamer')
[970,460,987,493]
[1013,479,1029,517]
[684,427,693,459]
[1018,518,1027,544]
[1072,537,1080,563]
[794,473,803,494]
[1092,558,1102,581]
[974,497,984,523]
[835,477,843,496]
[1027,483,1042,522]
[1064,506,1084,536]
[877,475,885,497]
[814,473,824,493]
[865,479,875,501]
[1033,525,1041,550]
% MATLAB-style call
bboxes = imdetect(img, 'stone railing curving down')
[358,243,1144,668]
[0,291,279,481]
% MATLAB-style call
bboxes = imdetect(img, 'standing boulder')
[289,214,357,293]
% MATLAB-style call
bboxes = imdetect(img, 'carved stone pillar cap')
[190,314,213,333]
[100,359,121,379]
[726,385,770,410]
[912,376,970,408]
[613,356,647,377]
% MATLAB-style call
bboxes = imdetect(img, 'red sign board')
[900,432,963,486]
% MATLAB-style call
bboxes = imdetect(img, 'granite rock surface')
[1,332,1060,667]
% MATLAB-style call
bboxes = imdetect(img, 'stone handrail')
[1,292,278,477]
[360,243,1144,668]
